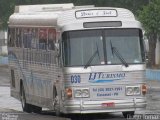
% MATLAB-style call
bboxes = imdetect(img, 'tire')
[122,111,135,118]
[53,88,61,116]
[32,105,42,113]
[21,84,32,113]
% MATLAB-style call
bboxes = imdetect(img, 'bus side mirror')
[55,43,59,50]
[55,40,62,58]
[55,31,61,51]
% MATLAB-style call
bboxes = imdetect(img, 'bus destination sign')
[76,9,117,18]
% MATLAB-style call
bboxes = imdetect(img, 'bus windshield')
[62,29,144,67]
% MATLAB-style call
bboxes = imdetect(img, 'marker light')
[126,86,141,96]
[66,88,72,98]
[142,84,147,95]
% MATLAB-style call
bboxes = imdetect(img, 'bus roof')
[9,4,139,29]
[9,3,95,27]
[58,7,136,27]
[14,3,74,13]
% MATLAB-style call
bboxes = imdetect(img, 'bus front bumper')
[62,98,147,114]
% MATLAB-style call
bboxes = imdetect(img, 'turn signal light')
[66,88,72,98]
[142,84,147,95]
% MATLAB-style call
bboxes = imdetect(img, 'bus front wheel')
[32,105,42,113]
[53,87,61,116]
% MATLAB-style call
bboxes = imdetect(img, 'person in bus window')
[39,29,47,50]
[48,29,56,50]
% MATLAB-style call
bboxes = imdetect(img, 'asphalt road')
[0,65,160,120]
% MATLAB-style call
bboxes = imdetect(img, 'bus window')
[31,28,38,49]
[15,28,19,47]
[15,28,22,47]
[48,29,56,50]
[7,28,11,47]
[39,28,47,50]
[23,28,32,48]
[19,28,22,47]
[10,28,16,47]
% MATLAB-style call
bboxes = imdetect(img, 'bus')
[8,3,147,118]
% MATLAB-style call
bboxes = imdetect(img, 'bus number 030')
[71,75,81,83]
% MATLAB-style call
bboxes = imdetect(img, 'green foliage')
[138,0,160,66]
[0,0,16,29]
[138,0,160,35]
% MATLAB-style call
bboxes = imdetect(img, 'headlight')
[126,86,141,96]
[126,87,134,96]
[82,89,90,98]
[74,88,90,98]
[134,87,141,95]
[74,89,82,98]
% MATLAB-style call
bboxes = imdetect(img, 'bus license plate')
[102,102,115,107]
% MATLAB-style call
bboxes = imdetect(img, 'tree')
[0,0,16,29]
[138,0,160,67]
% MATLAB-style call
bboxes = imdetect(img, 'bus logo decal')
[89,72,125,83]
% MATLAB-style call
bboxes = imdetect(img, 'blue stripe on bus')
[89,79,121,83]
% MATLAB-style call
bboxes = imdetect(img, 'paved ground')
[146,80,160,111]
[0,86,21,112]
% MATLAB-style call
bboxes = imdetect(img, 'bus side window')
[48,29,56,50]
[23,28,32,48]
[19,28,22,47]
[31,28,38,49]
[39,28,47,50]
[10,28,16,47]
[15,28,22,47]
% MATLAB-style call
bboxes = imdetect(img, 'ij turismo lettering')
[89,72,125,81]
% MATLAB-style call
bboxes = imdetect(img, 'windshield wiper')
[110,40,129,67]
[84,43,100,69]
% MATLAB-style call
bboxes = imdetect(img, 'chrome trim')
[63,98,147,113]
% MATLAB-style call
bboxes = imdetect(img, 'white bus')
[8,3,147,118]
